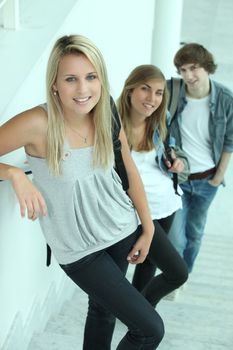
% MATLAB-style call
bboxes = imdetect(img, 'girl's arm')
[119,128,154,264]
[0,108,47,220]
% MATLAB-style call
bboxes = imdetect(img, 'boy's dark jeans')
[60,231,164,350]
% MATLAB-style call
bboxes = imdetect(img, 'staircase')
[28,161,233,350]
[25,2,233,346]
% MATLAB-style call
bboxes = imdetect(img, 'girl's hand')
[127,231,153,264]
[164,149,184,173]
[168,157,184,173]
[10,169,47,220]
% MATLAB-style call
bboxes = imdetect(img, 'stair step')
[176,284,233,309]
[27,332,81,350]
[111,299,233,349]
[157,301,233,347]
[45,314,85,337]
[157,335,230,350]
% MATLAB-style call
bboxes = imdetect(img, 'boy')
[167,43,233,273]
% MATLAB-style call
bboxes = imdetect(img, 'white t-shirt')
[131,149,182,220]
[180,95,215,173]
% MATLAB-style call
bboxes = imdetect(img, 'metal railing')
[0,0,19,29]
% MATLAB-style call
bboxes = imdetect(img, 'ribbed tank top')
[26,118,138,264]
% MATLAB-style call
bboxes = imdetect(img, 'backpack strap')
[46,244,52,266]
[110,96,129,191]
[168,77,181,120]
[163,144,180,196]
[172,172,179,196]
[166,78,182,195]
[113,141,129,191]
[110,96,121,142]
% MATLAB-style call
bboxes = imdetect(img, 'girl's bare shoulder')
[22,105,48,131]
[0,105,48,156]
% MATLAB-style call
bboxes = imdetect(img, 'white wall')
[151,0,183,78]
[0,0,155,348]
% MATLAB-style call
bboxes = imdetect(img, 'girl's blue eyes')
[87,74,97,81]
[66,75,97,82]
[66,77,76,82]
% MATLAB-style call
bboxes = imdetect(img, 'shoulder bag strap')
[169,77,181,120]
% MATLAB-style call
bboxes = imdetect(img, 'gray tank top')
[26,108,138,264]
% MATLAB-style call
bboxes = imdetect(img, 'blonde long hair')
[46,34,113,175]
[118,64,168,151]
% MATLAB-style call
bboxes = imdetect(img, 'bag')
[46,97,128,266]
[172,145,190,184]
[110,96,129,192]
[163,141,190,192]
[168,77,182,119]
[166,77,190,187]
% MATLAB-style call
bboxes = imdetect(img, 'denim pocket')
[205,175,220,189]
[206,180,219,189]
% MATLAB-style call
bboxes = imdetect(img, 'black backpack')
[166,77,190,189]
[110,96,129,191]
[167,77,182,120]
[46,96,128,266]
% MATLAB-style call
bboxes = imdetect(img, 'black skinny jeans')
[132,214,188,307]
[60,230,164,350]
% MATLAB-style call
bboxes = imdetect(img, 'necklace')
[66,124,88,143]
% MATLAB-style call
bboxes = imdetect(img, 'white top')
[180,95,215,173]
[131,149,182,220]
[27,145,138,265]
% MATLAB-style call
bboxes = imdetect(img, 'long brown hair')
[118,64,168,151]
